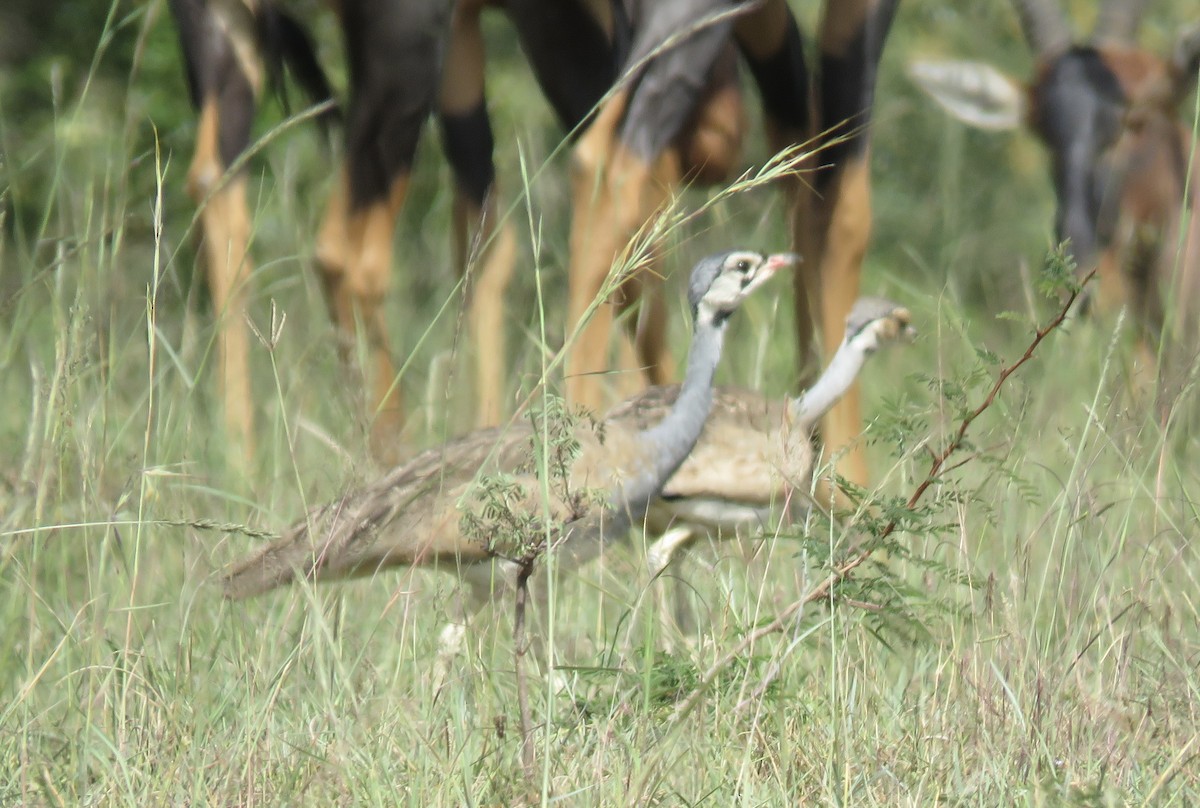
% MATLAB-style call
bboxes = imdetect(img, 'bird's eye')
[735,259,750,273]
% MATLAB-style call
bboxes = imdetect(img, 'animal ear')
[908,59,1026,131]
[1170,25,1200,96]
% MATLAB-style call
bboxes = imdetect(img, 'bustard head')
[688,250,797,325]
[844,296,916,354]
[789,296,915,433]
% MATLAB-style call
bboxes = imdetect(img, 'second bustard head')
[220,250,792,664]
[603,296,915,586]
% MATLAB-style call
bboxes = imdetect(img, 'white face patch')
[698,251,772,315]
[690,250,792,328]
[703,272,750,312]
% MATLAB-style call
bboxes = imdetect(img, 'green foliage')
[459,393,603,563]
[1037,241,1083,298]
[459,469,544,560]
[518,395,585,490]
[870,392,928,457]
[567,645,781,721]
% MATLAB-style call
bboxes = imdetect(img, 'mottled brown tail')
[223,523,316,599]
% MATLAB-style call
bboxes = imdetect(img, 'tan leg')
[455,194,517,426]
[440,0,517,426]
[635,264,674,388]
[613,53,745,398]
[1178,183,1200,342]
[782,0,896,497]
[1091,246,1160,402]
[789,163,830,385]
[679,54,746,186]
[315,169,407,461]
[817,157,872,488]
[611,264,667,401]
[1093,245,1135,320]
[187,98,256,461]
[612,73,746,391]
[567,93,630,411]
[615,243,674,389]
[787,158,871,498]
[613,332,644,399]
[567,92,675,411]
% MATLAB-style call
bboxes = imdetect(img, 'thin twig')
[512,558,538,791]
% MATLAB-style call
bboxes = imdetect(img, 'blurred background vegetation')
[2,0,1196,568]
[1,0,1195,542]
[0,0,1062,460]
[6,0,1188,386]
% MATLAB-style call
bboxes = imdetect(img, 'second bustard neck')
[789,336,869,433]
[620,317,727,516]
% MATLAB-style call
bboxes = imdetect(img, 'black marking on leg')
[740,12,810,132]
[258,2,340,130]
[217,69,256,170]
[169,0,257,169]
[506,0,622,135]
[341,0,451,209]
[1032,47,1126,264]
[440,100,496,207]
[169,0,207,110]
[815,0,898,188]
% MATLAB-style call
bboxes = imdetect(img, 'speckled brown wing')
[603,385,792,505]
[223,425,535,598]
[222,418,634,598]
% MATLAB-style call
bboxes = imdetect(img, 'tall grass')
[2,0,1198,803]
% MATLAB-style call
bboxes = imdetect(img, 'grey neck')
[789,336,867,433]
[619,315,726,517]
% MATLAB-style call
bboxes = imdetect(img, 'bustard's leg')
[430,558,578,696]
[432,558,520,696]
[175,0,262,463]
[646,526,701,640]
[431,549,603,696]
[432,622,469,695]
[646,526,696,580]
[440,0,517,427]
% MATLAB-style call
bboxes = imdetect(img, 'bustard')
[222,250,793,668]
[601,297,914,628]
